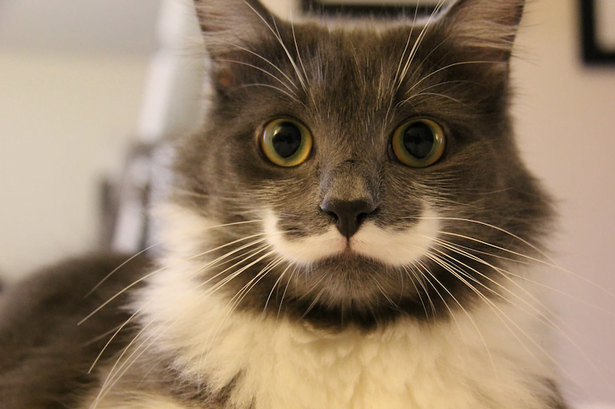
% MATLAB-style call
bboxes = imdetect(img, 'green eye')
[260,118,313,167]
[391,118,446,167]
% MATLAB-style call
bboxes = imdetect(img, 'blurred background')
[0,0,613,407]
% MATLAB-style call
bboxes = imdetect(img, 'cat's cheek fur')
[263,206,440,267]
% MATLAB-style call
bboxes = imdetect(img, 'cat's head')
[166,0,552,330]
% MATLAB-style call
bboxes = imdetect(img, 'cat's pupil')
[272,122,302,158]
[403,122,434,159]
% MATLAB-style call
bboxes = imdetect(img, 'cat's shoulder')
[0,253,151,409]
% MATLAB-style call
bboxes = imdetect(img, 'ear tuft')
[441,0,525,61]
[193,0,275,57]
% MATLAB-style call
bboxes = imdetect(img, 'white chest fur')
[129,265,558,409]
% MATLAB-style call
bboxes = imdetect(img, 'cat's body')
[0,254,564,409]
[0,0,570,408]
[0,255,147,408]
[79,257,562,409]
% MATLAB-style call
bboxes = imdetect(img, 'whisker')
[413,258,472,358]
[430,237,614,385]
[392,0,420,88]
[289,6,309,92]
[424,250,591,386]
[423,251,506,378]
[87,238,275,384]
[242,0,308,91]
[88,306,142,374]
[231,83,305,105]
[95,246,277,405]
[405,60,501,96]
[217,58,298,96]
[433,237,615,317]
[407,216,615,301]
[84,243,160,298]
[409,216,552,260]
[217,39,300,92]
[399,91,466,107]
[263,262,293,318]
[206,254,284,350]
[402,264,433,319]
[396,0,446,93]
[442,229,615,300]
[79,233,268,325]
[430,244,558,328]
[278,263,299,320]
[300,286,327,320]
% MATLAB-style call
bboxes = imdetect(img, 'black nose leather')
[321,199,376,239]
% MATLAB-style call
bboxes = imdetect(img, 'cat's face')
[169,0,551,329]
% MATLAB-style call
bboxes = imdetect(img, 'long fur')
[0,1,570,408]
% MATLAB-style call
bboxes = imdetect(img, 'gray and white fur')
[0,0,569,408]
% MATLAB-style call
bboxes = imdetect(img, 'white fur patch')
[130,260,558,409]
[263,211,346,264]
[263,206,439,268]
[350,214,439,267]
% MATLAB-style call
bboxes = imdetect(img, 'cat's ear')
[440,0,525,62]
[193,0,275,58]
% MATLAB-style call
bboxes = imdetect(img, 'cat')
[0,0,571,408]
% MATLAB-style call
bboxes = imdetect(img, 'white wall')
[0,52,149,281]
[513,0,615,404]
[0,0,161,282]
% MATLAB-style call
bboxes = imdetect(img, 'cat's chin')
[280,251,432,326]
[318,250,381,266]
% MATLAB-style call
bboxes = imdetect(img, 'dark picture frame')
[581,0,615,64]
[301,0,437,18]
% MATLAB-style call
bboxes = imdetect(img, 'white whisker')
[243,0,308,91]
[94,245,277,405]
[396,0,446,93]
[217,58,298,96]
[84,243,161,298]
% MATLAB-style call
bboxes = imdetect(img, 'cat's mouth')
[323,247,382,266]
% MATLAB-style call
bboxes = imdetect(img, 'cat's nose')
[320,199,377,239]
